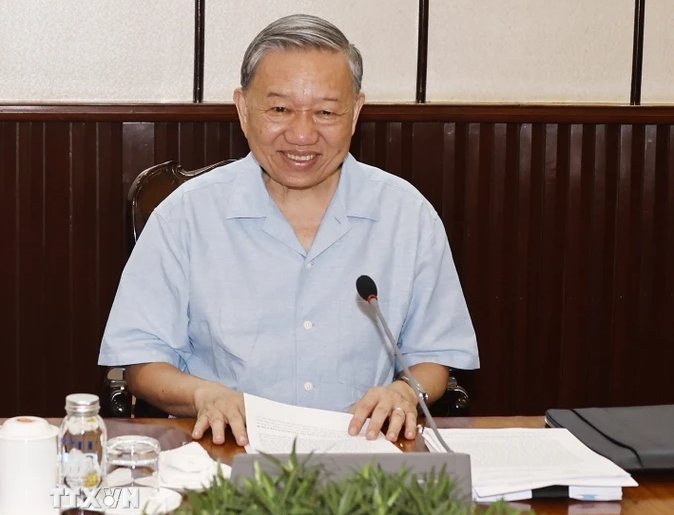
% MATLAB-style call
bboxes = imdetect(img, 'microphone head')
[356,275,378,301]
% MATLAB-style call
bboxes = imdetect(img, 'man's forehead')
[247,49,354,99]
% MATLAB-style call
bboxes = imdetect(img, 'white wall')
[427,0,634,104]
[204,0,417,103]
[642,0,674,104]
[0,0,671,104]
[0,0,194,102]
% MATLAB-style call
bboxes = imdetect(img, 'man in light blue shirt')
[99,14,479,447]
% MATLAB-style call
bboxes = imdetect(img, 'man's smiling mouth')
[284,152,317,162]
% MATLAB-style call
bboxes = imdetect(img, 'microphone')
[356,275,453,453]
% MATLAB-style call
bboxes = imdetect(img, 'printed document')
[424,428,637,502]
[244,394,401,454]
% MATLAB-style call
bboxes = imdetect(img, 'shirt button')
[304,382,313,391]
[306,261,314,268]
[303,320,313,330]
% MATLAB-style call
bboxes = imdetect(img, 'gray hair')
[240,14,363,93]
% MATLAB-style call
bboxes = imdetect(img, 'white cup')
[0,416,60,515]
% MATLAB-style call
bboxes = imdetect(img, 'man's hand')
[192,384,248,446]
[125,363,249,447]
[348,380,418,442]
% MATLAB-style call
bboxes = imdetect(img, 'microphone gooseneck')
[356,275,453,453]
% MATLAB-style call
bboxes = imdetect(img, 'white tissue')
[158,442,230,491]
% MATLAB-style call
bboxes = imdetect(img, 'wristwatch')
[397,374,429,404]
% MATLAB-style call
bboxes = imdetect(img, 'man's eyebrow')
[266,91,288,99]
[265,91,341,103]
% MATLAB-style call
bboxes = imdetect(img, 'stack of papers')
[424,428,638,502]
[244,394,401,454]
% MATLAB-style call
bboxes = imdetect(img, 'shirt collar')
[224,152,380,222]
[339,153,379,221]
[224,153,271,219]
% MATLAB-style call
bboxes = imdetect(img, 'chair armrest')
[430,373,471,417]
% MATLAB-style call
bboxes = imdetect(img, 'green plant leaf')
[174,446,530,515]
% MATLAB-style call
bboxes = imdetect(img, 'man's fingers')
[349,396,377,435]
[192,416,208,440]
[385,406,406,441]
[228,410,249,446]
[365,403,391,439]
[209,415,227,445]
[348,410,368,436]
[192,410,227,444]
[403,410,418,440]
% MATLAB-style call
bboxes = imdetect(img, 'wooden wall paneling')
[203,121,224,164]
[96,122,125,399]
[16,122,46,414]
[442,120,471,406]
[652,126,674,387]
[634,124,674,404]
[0,122,19,416]
[506,123,533,413]
[635,125,657,402]
[350,121,372,166]
[2,105,674,417]
[153,122,179,166]
[229,122,250,159]
[202,121,249,163]
[576,124,605,407]
[610,125,639,404]
[204,122,235,163]
[383,122,403,177]
[43,123,71,414]
[70,122,107,399]
[484,123,510,410]
[410,122,444,210]
[122,122,156,252]
[352,121,406,181]
[559,124,589,407]
[501,122,526,412]
[176,122,204,169]
[596,124,622,406]
[655,125,674,394]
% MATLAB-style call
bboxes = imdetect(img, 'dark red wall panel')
[1,105,673,416]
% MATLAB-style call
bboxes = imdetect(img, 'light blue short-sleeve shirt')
[99,153,479,412]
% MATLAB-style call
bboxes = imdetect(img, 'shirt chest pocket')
[211,299,260,367]
[336,298,397,394]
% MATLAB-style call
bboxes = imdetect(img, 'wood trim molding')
[1,103,674,123]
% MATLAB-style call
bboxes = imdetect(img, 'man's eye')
[318,110,334,117]
[271,106,287,113]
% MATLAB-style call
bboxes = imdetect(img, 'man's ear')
[233,87,249,137]
[351,92,365,134]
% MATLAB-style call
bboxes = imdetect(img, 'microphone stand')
[367,299,453,454]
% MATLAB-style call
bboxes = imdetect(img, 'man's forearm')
[393,362,450,405]
[126,362,230,417]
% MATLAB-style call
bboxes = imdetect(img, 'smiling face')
[233,49,364,193]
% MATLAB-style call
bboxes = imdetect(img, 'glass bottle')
[58,393,107,489]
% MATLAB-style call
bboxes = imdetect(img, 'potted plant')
[175,452,527,515]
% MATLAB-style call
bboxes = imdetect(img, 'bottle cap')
[65,393,101,415]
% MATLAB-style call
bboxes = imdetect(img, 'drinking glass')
[105,435,160,491]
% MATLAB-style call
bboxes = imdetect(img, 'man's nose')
[285,111,318,144]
